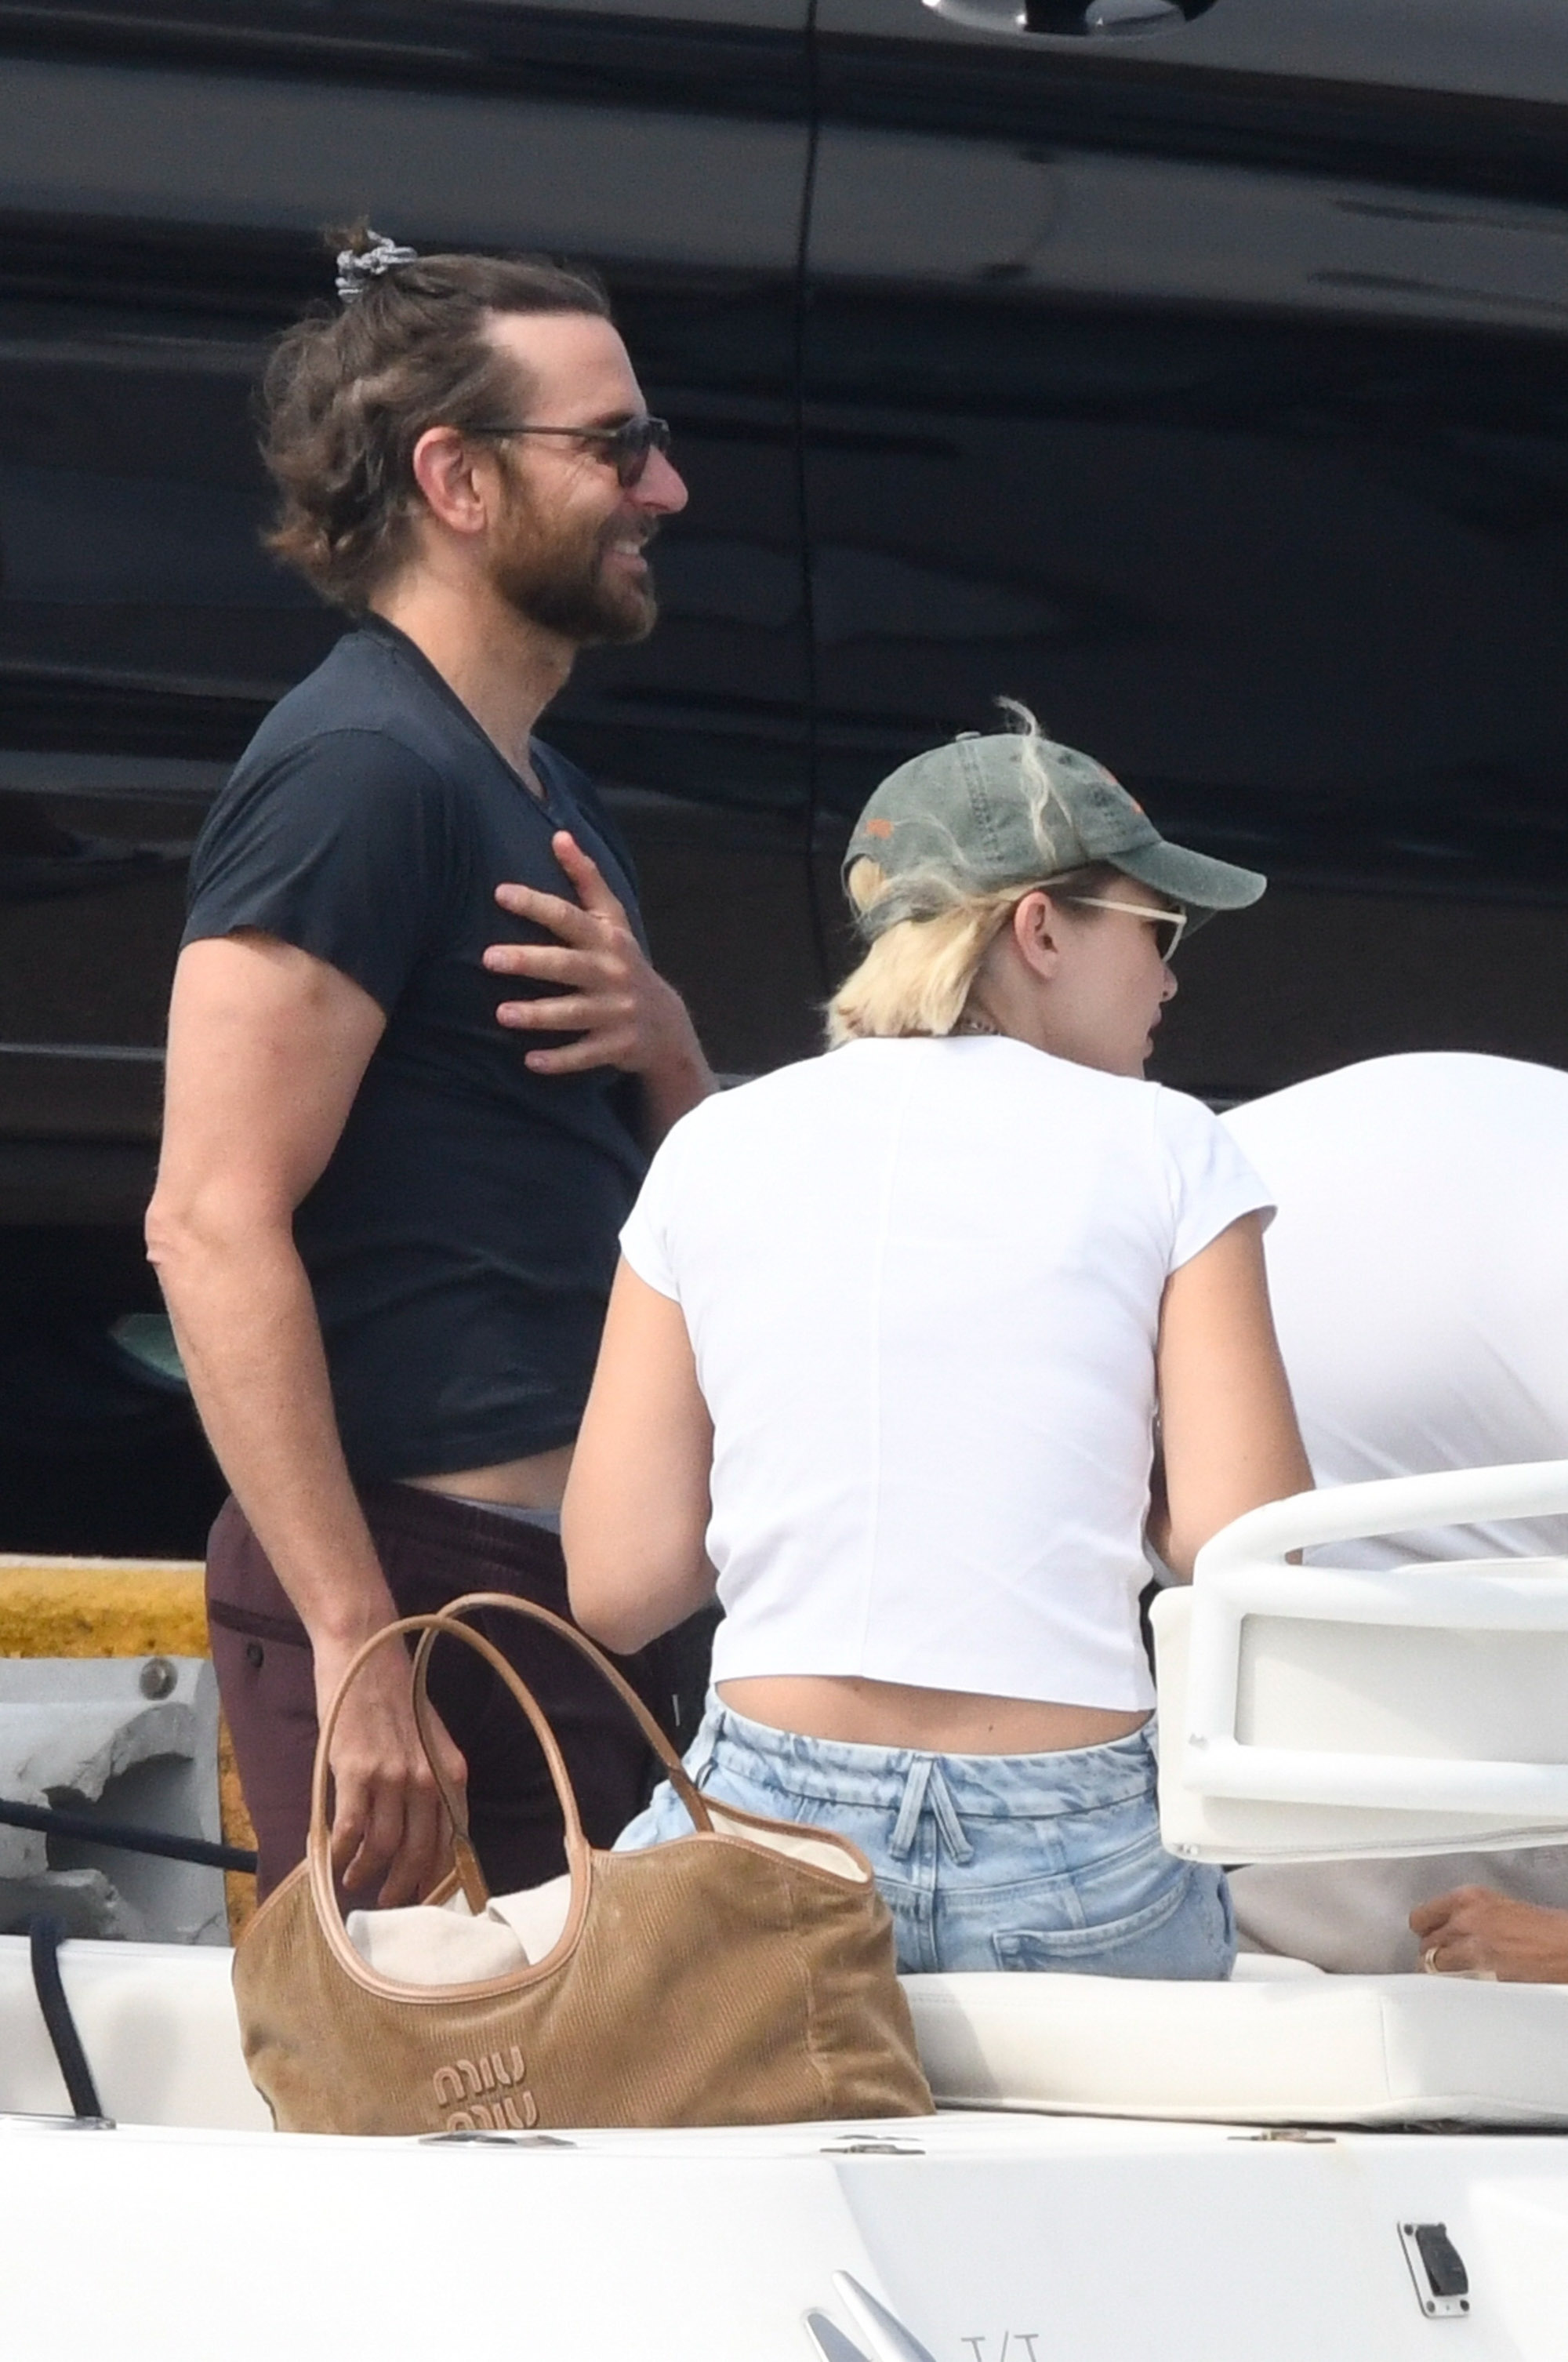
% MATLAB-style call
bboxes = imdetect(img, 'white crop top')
[619,1037,1272,1710]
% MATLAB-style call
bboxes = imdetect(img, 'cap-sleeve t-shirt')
[621,1035,1272,1710]
[182,616,648,1483]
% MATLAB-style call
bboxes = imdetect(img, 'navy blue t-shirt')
[182,616,648,1481]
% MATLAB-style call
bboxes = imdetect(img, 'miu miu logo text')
[433,2047,539,2131]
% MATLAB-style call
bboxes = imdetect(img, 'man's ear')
[409,426,496,538]
[1011,888,1063,981]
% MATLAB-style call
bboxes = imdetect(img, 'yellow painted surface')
[0,1555,209,1659]
[0,1553,260,1935]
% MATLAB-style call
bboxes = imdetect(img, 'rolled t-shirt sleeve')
[182,730,455,1014]
[1156,1086,1276,1271]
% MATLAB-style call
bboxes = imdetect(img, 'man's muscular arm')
[146,932,464,1904]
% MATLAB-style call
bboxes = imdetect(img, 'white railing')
[1178,1460,1568,1822]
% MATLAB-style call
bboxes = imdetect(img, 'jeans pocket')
[991,1859,1232,1980]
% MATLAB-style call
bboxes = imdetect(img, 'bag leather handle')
[306,1595,717,1993]
[308,1612,598,1992]
[412,1590,713,1824]
[408,1632,489,1915]
[307,1614,569,1935]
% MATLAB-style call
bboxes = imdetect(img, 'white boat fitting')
[3,1464,1568,2362]
[0,1652,226,1943]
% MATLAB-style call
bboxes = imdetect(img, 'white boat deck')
[4,2102,1566,2361]
[3,1935,1566,2362]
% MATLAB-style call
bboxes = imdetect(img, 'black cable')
[27,1915,110,2124]
[0,1797,256,1876]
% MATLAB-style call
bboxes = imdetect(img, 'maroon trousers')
[206,1484,679,1900]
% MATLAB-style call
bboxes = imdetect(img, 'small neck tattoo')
[953,1010,1000,1037]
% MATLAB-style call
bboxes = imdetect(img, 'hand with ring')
[1411,1885,1568,1982]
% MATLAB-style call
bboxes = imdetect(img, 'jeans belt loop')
[684,1702,724,1791]
[927,1761,975,1866]
[887,1754,931,1859]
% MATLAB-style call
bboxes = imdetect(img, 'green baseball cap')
[844,725,1265,932]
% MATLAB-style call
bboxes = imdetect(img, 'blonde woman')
[563,710,1310,1978]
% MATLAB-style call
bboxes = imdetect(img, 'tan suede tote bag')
[233,1592,933,2135]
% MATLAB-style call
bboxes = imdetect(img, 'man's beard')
[490,478,659,647]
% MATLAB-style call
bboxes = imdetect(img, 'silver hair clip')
[336,231,419,304]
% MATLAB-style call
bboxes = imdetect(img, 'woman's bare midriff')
[717,1673,1149,1756]
[406,1443,574,1512]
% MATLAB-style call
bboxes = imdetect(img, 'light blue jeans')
[616,1699,1234,1979]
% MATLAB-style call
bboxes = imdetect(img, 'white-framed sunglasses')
[1060,896,1188,961]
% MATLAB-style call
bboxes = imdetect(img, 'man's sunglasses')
[466,413,673,489]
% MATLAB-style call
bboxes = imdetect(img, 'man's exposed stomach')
[406,1443,574,1513]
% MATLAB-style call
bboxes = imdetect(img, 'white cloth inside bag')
[343,1804,863,1986]
[346,1877,572,1985]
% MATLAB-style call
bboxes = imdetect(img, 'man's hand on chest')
[485,827,713,1136]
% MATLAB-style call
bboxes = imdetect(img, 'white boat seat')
[0,1933,271,2131]
[904,1962,1568,2128]
[1151,1460,1568,1864]
[4,1933,1568,2134]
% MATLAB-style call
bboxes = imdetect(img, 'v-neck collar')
[358,612,563,817]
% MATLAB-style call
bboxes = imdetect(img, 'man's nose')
[634,449,688,516]
[1160,964,1178,1003]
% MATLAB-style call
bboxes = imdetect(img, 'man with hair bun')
[147,229,713,1908]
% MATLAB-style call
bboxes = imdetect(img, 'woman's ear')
[1011,888,1063,981]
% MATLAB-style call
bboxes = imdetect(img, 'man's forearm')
[151,1216,394,1648]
